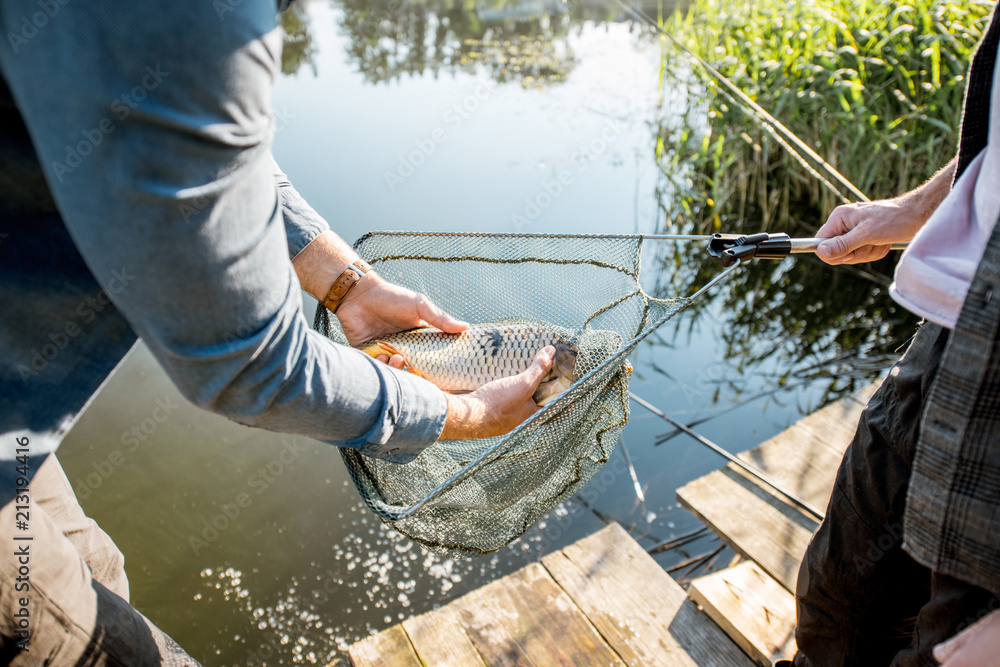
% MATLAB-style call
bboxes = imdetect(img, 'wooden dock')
[675,380,879,664]
[350,521,752,666]
[347,381,879,666]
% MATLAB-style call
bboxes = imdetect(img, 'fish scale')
[355,322,577,405]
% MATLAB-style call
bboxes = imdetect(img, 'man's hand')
[291,230,467,348]
[335,272,467,347]
[815,199,923,265]
[440,346,555,440]
[934,609,1000,666]
[815,158,956,265]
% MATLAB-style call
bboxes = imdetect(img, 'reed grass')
[643,0,993,395]
[660,0,993,223]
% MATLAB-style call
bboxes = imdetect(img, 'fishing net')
[314,232,691,557]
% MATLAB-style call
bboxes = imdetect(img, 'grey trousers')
[794,323,1000,666]
[0,454,198,665]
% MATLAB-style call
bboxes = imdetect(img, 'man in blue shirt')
[0,0,554,661]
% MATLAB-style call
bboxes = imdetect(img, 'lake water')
[57,0,915,664]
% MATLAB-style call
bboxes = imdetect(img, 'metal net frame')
[313,231,722,557]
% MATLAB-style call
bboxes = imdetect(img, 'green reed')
[645,0,993,398]
[660,0,993,223]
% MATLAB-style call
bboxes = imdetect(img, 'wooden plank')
[848,379,882,406]
[349,625,422,667]
[542,523,754,667]
[452,562,625,667]
[689,562,796,667]
[455,601,541,666]
[403,605,486,667]
[762,381,875,460]
[792,396,870,456]
[734,424,846,511]
[677,385,879,593]
[678,467,819,592]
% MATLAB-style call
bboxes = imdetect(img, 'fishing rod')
[628,391,826,521]
[616,0,870,204]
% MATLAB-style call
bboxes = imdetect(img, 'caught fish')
[356,322,578,406]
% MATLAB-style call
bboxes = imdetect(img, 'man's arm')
[292,229,557,440]
[273,158,470,347]
[816,158,956,265]
[291,230,468,344]
[4,0,543,461]
[272,157,331,260]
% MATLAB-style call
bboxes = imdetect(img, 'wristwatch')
[323,259,374,314]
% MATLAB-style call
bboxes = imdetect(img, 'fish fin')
[446,389,474,395]
[373,341,427,378]
[407,367,430,379]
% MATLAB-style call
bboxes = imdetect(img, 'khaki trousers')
[0,454,199,665]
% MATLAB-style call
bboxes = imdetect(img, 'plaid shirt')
[904,3,1000,595]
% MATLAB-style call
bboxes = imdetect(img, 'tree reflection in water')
[335,0,579,86]
[286,0,672,84]
[281,0,922,410]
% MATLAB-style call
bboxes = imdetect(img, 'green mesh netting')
[314,232,691,557]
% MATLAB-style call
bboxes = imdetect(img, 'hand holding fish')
[355,323,579,440]
[294,232,573,440]
[335,272,469,347]
[439,345,556,440]
[292,230,468,347]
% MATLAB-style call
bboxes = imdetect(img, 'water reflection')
[645,58,919,412]
[281,4,318,76]
[285,0,674,85]
[55,0,914,664]
[336,0,575,85]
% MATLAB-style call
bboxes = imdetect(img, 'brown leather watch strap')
[323,259,374,314]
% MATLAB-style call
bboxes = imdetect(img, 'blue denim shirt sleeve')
[0,0,446,463]
[272,157,329,259]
